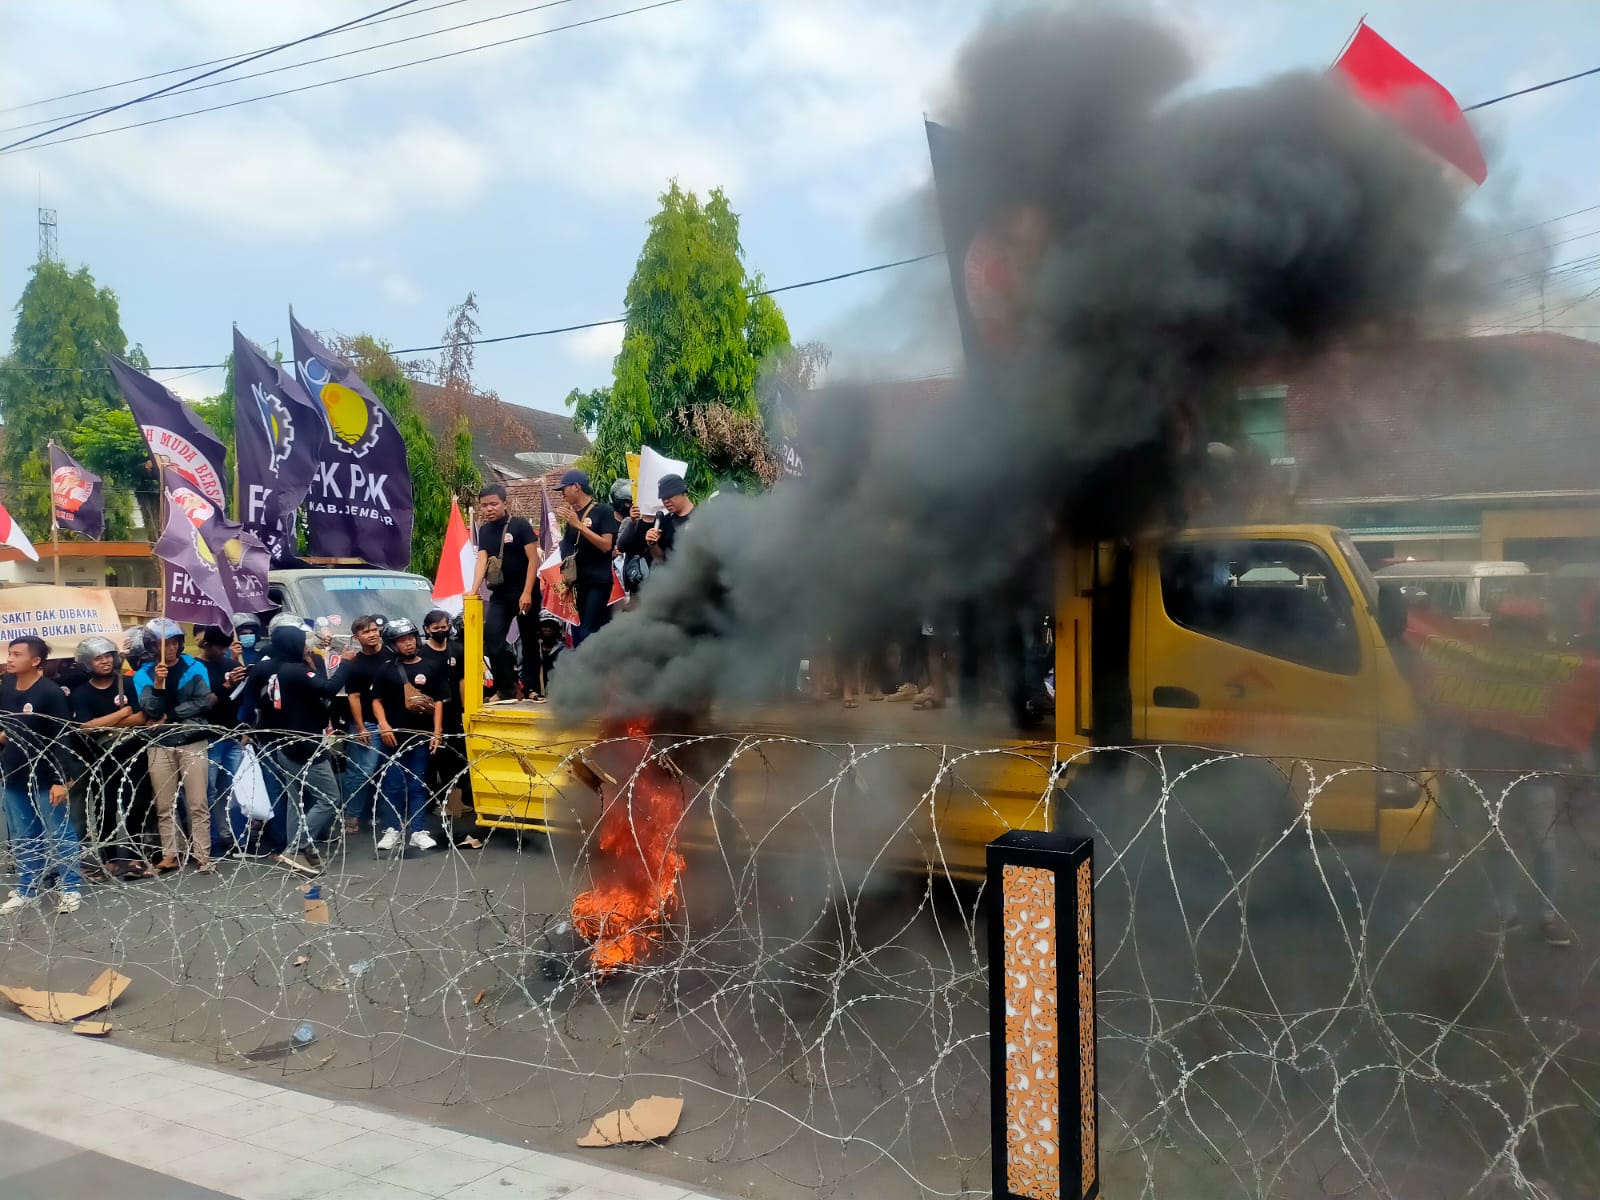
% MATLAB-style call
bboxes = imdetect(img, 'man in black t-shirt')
[65,635,145,861]
[0,637,84,914]
[196,626,250,858]
[421,608,470,818]
[556,468,619,645]
[471,483,539,699]
[368,618,447,854]
[329,614,395,834]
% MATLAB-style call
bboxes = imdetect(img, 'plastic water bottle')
[292,1023,315,1047]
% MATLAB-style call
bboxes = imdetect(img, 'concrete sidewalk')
[0,1015,720,1200]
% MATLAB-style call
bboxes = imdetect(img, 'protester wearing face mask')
[419,608,470,824]
[530,610,566,702]
[232,615,265,666]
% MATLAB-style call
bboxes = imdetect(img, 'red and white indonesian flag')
[1333,23,1487,186]
[0,500,39,562]
[432,497,476,616]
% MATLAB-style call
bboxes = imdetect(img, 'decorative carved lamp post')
[988,830,1098,1200]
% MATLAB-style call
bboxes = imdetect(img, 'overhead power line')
[1463,65,1600,112]
[0,0,585,137]
[0,0,688,156]
[0,251,945,373]
[0,0,425,154]
[0,0,476,115]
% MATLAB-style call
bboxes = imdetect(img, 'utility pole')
[37,207,57,263]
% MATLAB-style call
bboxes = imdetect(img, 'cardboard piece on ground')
[0,968,131,1024]
[576,1096,684,1147]
[72,1021,112,1037]
[635,447,688,517]
[303,899,330,924]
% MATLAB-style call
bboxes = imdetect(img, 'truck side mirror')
[1377,583,1409,641]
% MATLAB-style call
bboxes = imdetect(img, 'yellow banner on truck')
[0,586,123,659]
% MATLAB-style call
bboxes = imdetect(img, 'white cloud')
[381,270,423,306]
[565,321,624,364]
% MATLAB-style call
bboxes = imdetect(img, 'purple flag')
[49,442,105,539]
[155,501,232,626]
[234,327,319,563]
[289,312,414,570]
[160,468,270,627]
[105,352,228,507]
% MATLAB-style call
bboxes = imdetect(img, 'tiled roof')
[1278,333,1600,500]
[410,380,589,480]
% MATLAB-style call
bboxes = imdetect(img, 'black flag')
[289,312,414,570]
[49,443,105,539]
[234,327,319,564]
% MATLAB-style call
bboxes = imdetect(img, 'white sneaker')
[56,891,82,915]
[0,893,36,915]
[409,831,437,852]
[375,827,401,852]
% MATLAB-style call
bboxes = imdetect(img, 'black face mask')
[427,631,448,645]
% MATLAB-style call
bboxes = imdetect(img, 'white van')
[1374,560,1542,623]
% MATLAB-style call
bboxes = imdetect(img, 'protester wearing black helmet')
[556,468,618,644]
[255,619,342,875]
[196,626,250,858]
[330,613,395,836]
[368,617,446,854]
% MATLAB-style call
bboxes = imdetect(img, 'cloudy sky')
[0,0,1595,414]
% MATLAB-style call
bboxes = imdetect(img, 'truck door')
[1134,535,1379,833]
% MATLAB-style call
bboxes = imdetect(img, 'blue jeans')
[267,747,343,851]
[4,781,83,897]
[207,737,246,856]
[378,738,431,838]
[342,722,389,822]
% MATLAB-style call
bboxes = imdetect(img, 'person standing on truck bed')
[556,468,618,646]
[333,614,395,836]
[134,619,215,875]
[0,636,86,915]
[471,483,539,700]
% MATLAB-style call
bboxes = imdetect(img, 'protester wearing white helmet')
[133,619,215,874]
[65,634,143,862]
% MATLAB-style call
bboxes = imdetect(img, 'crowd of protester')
[0,605,475,915]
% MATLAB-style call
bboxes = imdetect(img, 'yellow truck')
[460,520,1437,878]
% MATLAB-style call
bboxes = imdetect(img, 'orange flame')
[571,720,686,975]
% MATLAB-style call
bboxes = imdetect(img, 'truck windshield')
[1333,530,1380,611]
[291,574,435,627]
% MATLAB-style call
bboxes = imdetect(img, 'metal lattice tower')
[37,207,57,263]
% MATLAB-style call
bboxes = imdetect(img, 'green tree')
[0,261,134,539]
[430,293,484,510]
[566,183,792,496]
[72,409,153,535]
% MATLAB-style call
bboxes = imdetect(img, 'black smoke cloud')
[552,8,1484,722]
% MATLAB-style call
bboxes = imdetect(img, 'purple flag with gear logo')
[233,327,319,564]
[289,311,414,570]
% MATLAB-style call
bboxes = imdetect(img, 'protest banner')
[0,586,122,659]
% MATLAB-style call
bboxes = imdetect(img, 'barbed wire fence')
[0,719,1595,1199]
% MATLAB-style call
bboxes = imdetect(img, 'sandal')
[194,861,216,875]
[343,818,360,836]
[913,695,946,710]
[842,698,859,710]
[154,857,181,874]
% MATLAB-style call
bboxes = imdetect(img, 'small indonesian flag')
[431,498,476,615]
[1333,23,1487,186]
[0,500,39,562]
[537,548,580,627]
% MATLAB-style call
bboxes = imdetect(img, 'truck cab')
[1059,523,1435,855]
[265,568,436,643]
